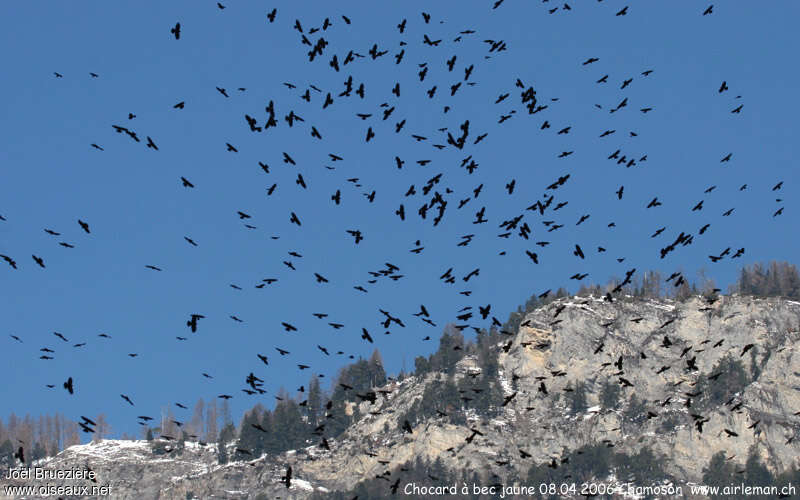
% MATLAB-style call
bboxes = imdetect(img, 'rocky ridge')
[2,294,799,499]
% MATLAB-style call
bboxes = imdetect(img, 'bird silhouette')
[281,465,292,488]
[2,255,18,269]
[187,314,204,333]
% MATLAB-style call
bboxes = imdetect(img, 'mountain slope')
[3,294,800,499]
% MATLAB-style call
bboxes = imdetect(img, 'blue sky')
[1,1,797,439]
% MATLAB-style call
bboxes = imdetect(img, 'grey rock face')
[3,295,799,499]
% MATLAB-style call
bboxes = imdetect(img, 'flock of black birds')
[2,1,795,494]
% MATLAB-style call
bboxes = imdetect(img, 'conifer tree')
[744,447,773,486]
[271,391,308,451]
[236,406,266,458]
[703,451,735,487]
[566,382,588,415]
[413,355,431,376]
[306,376,323,427]
[217,422,235,464]
[367,349,387,387]
[260,410,279,454]
[31,441,47,462]
[599,379,621,408]
[0,439,13,467]
[175,430,186,455]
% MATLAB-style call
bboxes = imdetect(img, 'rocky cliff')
[3,294,800,499]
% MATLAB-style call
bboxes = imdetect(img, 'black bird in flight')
[63,377,74,394]
[170,22,180,39]
[78,219,91,233]
[2,255,17,269]
[647,197,662,208]
[32,255,45,268]
[121,394,134,406]
[361,328,374,343]
[346,229,363,244]
[187,314,204,333]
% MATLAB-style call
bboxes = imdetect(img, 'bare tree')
[161,408,177,438]
[190,398,205,438]
[63,421,80,448]
[205,400,218,442]
[696,268,716,295]
[92,414,110,443]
